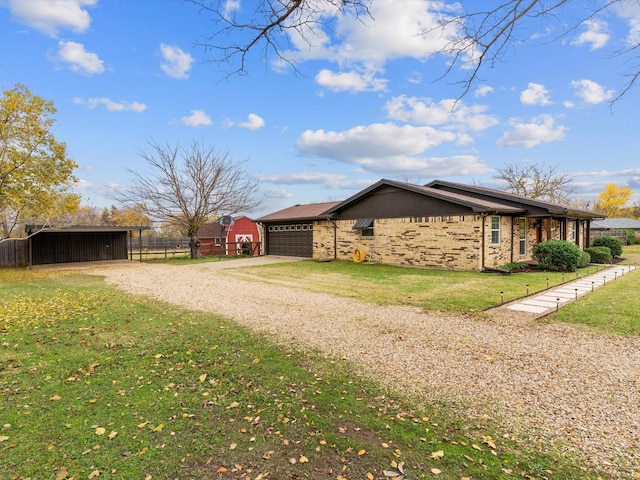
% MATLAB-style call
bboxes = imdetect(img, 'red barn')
[197,216,262,256]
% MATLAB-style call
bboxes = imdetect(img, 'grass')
[223,259,612,314]
[543,244,640,336]
[0,269,604,479]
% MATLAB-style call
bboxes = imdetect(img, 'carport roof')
[27,225,151,234]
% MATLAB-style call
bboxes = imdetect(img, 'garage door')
[266,222,313,257]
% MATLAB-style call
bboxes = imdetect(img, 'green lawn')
[0,269,604,479]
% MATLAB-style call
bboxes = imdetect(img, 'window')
[519,219,526,255]
[491,216,501,244]
[214,237,222,245]
[301,224,308,231]
[353,218,374,237]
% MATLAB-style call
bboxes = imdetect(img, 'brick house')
[197,216,261,256]
[258,179,603,271]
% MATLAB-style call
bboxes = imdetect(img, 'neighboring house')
[257,179,603,271]
[197,216,261,256]
[591,217,640,244]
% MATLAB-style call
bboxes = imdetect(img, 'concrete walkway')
[503,264,637,317]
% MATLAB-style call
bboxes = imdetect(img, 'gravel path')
[87,259,640,477]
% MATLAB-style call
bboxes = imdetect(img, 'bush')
[592,236,623,257]
[584,246,612,264]
[533,240,583,272]
[578,251,591,268]
[625,229,636,246]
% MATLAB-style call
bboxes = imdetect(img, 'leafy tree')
[118,141,261,258]
[188,1,639,100]
[494,163,575,203]
[0,84,80,238]
[595,182,633,217]
[106,205,152,227]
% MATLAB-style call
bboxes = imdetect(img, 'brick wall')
[314,215,492,270]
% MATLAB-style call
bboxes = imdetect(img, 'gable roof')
[425,179,602,219]
[592,218,640,229]
[256,201,341,222]
[323,179,524,216]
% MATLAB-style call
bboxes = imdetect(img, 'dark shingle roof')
[256,201,341,222]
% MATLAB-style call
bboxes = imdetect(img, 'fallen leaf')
[299,454,309,463]
[199,373,207,383]
[229,443,237,450]
[0,436,9,442]
[152,423,164,432]
[227,401,240,409]
[358,449,366,456]
[88,470,100,479]
[217,466,227,473]
[367,473,374,480]
[430,450,444,460]
[50,394,61,401]
[107,431,118,440]
[431,468,442,475]
[94,427,106,436]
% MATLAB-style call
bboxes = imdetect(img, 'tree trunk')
[189,236,201,259]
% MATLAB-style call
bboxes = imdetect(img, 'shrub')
[584,246,612,264]
[533,240,583,272]
[592,236,623,257]
[625,229,636,246]
[578,251,591,268]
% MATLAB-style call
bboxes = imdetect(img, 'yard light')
[556,298,560,311]
[562,273,565,282]
[501,291,504,304]
[546,278,549,288]
[603,276,606,285]
[592,281,594,292]
[526,284,529,295]
[615,272,618,280]
[575,288,578,300]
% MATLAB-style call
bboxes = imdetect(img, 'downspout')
[328,216,337,260]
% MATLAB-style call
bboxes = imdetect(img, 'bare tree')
[187,1,638,101]
[188,0,372,75]
[495,163,575,203]
[119,141,262,258]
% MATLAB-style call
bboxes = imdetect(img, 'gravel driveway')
[87,258,640,477]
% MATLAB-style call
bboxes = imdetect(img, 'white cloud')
[263,187,294,199]
[475,85,494,98]
[54,40,104,74]
[5,0,95,36]
[159,43,194,79]
[572,19,610,50]
[296,122,490,176]
[73,97,147,113]
[385,96,499,132]
[520,82,552,106]
[74,97,146,112]
[180,110,212,127]
[238,113,265,130]
[570,79,615,104]
[256,172,348,187]
[283,1,462,88]
[497,115,567,148]
[315,69,387,93]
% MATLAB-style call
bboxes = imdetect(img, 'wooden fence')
[0,238,28,267]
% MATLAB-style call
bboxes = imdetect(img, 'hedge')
[584,246,612,264]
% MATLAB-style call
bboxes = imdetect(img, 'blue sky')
[1,0,639,217]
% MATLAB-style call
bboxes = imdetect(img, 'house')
[591,217,640,244]
[257,179,603,271]
[196,216,261,256]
